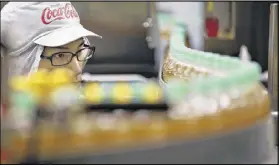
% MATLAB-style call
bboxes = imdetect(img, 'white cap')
[1,2,101,54]
[239,45,251,62]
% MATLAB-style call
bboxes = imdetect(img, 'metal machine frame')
[72,2,160,78]
[268,3,278,144]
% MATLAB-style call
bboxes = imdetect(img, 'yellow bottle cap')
[112,83,133,104]
[49,68,75,86]
[24,69,50,100]
[84,83,104,104]
[9,76,30,91]
[142,82,163,103]
[28,69,49,86]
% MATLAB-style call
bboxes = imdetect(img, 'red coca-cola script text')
[41,3,79,24]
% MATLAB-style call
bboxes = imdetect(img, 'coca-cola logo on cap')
[41,3,79,24]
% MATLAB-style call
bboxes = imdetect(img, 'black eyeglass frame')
[40,44,96,66]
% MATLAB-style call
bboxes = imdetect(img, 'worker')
[1,2,102,104]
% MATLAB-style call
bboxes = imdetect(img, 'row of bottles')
[162,53,211,82]
[4,79,269,161]
[2,68,270,163]
[83,81,165,105]
[2,23,272,163]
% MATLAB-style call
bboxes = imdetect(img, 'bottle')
[130,110,153,142]
[48,68,78,119]
[112,109,133,145]
[46,68,80,152]
[8,75,37,135]
[93,112,119,148]
[70,113,95,150]
[130,110,167,143]
[5,75,39,162]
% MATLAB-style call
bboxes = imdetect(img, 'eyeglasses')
[40,44,96,66]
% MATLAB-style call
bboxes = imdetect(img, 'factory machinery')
[1,20,275,163]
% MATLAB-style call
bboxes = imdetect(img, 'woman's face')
[38,38,88,82]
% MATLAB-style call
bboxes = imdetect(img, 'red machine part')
[206,17,219,37]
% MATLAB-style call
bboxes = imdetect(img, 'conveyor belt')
[39,117,275,164]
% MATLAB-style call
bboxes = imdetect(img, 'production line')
[1,26,274,164]
[0,2,277,164]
